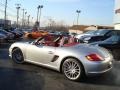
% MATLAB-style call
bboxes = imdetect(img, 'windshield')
[33,35,61,46]
[94,30,110,36]
[84,30,96,35]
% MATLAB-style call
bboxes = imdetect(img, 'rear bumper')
[86,65,112,76]
[85,60,113,76]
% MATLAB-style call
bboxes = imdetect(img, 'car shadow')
[0,67,45,90]
[23,61,120,87]
[79,65,120,87]
[24,62,120,87]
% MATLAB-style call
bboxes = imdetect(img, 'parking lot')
[0,39,120,90]
[0,0,120,89]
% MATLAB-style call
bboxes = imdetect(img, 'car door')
[26,44,56,64]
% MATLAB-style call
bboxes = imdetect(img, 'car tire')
[62,58,84,81]
[12,48,24,64]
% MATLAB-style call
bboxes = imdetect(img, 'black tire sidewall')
[12,48,24,64]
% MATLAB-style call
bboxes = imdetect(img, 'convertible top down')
[9,35,113,81]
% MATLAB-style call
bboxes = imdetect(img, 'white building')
[69,25,113,34]
[0,19,11,28]
[114,0,120,30]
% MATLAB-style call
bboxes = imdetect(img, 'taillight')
[86,54,104,61]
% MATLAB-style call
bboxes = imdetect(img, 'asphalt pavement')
[0,41,120,90]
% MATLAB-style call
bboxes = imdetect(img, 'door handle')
[48,51,53,54]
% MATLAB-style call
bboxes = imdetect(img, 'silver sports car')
[9,35,113,81]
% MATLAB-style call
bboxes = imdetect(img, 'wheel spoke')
[70,73,73,78]
[74,72,79,76]
[64,68,71,73]
[68,61,72,67]
[65,70,71,73]
[65,62,70,67]
[71,61,75,68]
[66,62,70,67]
[63,59,81,80]
[74,63,78,68]
[72,62,76,68]
[75,68,80,71]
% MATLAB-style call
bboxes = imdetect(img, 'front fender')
[9,43,28,60]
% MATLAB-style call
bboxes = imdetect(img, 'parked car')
[69,33,78,37]
[79,29,120,43]
[6,29,23,39]
[48,31,56,35]
[9,35,113,81]
[90,35,120,60]
[0,33,7,43]
[22,29,32,34]
[13,29,24,38]
[0,29,15,40]
[59,32,69,37]
[75,30,96,39]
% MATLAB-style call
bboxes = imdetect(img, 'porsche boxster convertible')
[9,35,113,81]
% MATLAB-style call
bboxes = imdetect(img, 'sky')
[0,0,115,26]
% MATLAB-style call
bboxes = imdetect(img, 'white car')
[9,35,113,81]
[75,30,96,39]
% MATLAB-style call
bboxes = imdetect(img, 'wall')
[114,0,120,29]
[69,29,83,34]
[114,24,120,30]
[85,26,97,30]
